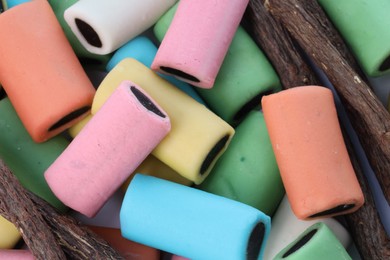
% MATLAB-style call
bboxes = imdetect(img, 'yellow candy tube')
[92,58,234,184]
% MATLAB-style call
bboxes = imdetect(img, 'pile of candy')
[0,0,389,259]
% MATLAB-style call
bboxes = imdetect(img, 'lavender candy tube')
[64,0,177,55]
[45,81,171,217]
[120,174,271,260]
[151,0,249,88]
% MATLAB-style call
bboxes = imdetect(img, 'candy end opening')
[75,18,102,48]
[282,229,318,258]
[160,66,200,83]
[200,135,230,175]
[48,106,90,132]
[130,86,166,118]
[308,203,355,218]
[247,222,265,260]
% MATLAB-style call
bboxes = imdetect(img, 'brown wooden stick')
[0,159,124,259]
[266,0,390,204]
[29,191,124,260]
[343,133,390,260]
[0,160,66,260]
[242,0,320,88]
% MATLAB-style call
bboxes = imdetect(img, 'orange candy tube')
[0,0,95,142]
[262,86,364,220]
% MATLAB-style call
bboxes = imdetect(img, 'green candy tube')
[198,110,284,216]
[0,98,68,212]
[274,222,352,260]
[154,4,281,126]
[48,0,112,67]
[318,0,390,77]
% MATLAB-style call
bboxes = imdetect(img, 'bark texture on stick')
[29,192,124,260]
[0,160,124,260]
[343,134,390,260]
[0,160,66,260]
[266,0,390,204]
[243,0,319,88]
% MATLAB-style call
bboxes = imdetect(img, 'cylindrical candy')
[0,98,68,211]
[263,196,351,260]
[64,0,177,55]
[120,174,271,260]
[198,110,284,216]
[151,0,249,88]
[153,4,281,124]
[45,81,171,217]
[262,86,364,219]
[318,0,390,77]
[92,58,234,184]
[0,215,20,249]
[273,222,352,260]
[0,0,95,142]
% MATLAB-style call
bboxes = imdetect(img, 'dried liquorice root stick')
[266,0,390,204]
[0,159,66,260]
[342,133,390,260]
[242,0,320,88]
[28,191,124,260]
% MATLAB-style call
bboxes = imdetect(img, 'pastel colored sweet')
[107,36,205,105]
[45,81,171,217]
[0,98,68,211]
[0,249,34,260]
[120,174,271,260]
[198,110,284,216]
[154,4,281,124]
[68,113,93,138]
[318,0,390,77]
[92,58,235,184]
[273,222,352,260]
[123,155,193,190]
[0,0,95,142]
[263,196,351,260]
[151,0,250,88]
[64,0,177,55]
[0,215,20,249]
[48,0,112,67]
[88,226,160,260]
[262,86,364,219]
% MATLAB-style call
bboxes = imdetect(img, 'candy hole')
[246,222,265,260]
[308,204,355,218]
[130,86,166,118]
[48,106,90,132]
[233,89,275,125]
[160,66,200,83]
[282,229,318,258]
[200,135,230,175]
[379,55,390,72]
[75,18,102,48]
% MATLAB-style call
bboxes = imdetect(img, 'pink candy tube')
[45,81,171,217]
[152,0,249,88]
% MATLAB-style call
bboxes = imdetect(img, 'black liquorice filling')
[0,1,4,13]
[75,18,102,48]
[282,229,318,258]
[48,106,90,132]
[246,222,265,260]
[233,89,275,125]
[308,204,355,219]
[130,86,166,118]
[160,66,200,83]
[379,55,390,72]
[200,135,230,175]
